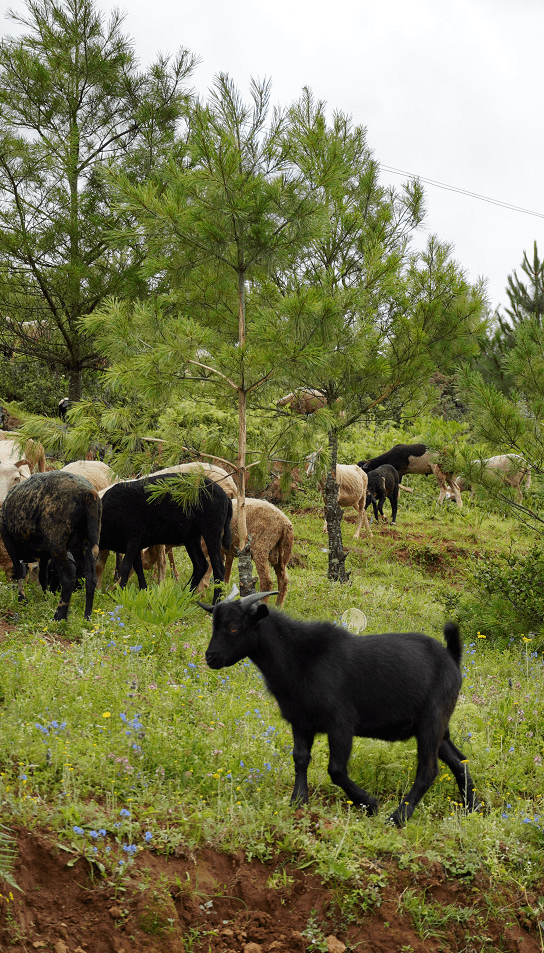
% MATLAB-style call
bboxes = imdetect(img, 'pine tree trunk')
[235,270,255,597]
[325,428,350,583]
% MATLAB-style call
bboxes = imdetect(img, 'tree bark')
[325,427,350,583]
[235,269,254,596]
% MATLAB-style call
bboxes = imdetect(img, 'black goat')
[98,475,232,602]
[363,464,400,524]
[201,592,479,825]
[358,443,462,507]
[0,471,102,621]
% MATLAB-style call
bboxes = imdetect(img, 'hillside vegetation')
[1,470,543,952]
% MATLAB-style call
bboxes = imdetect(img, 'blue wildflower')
[73,826,85,835]
[119,808,131,817]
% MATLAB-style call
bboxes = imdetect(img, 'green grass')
[0,477,543,903]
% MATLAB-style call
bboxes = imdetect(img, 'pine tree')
[0,0,195,400]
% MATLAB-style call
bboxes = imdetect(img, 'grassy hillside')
[0,473,543,951]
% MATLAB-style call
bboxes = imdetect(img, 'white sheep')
[442,453,532,505]
[0,433,46,473]
[0,461,32,502]
[200,498,294,606]
[60,460,118,492]
[314,463,372,539]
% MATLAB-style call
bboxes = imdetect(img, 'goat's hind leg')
[291,727,315,805]
[439,730,480,813]
[389,734,440,826]
[327,728,378,814]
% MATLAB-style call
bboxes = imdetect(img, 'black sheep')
[201,592,479,826]
[98,475,232,602]
[0,471,101,621]
[363,463,400,523]
[358,442,461,507]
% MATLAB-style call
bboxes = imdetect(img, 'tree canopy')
[0,0,196,400]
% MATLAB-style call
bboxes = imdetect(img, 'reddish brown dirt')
[1,828,541,953]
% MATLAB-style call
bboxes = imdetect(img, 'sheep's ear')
[197,601,214,614]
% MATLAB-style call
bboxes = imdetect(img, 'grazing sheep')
[311,463,372,539]
[0,432,46,473]
[200,498,294,607]
[277,389,328,415]
[133,464,237,588]
[359,443,462,508]
[0,460,32,502]
[0,471,102,620]
[97,475,232,602]
[151,462,237,499]
[61,460,117,493]
[442,453,531,505]
[364,464,400,524]
[201,591,479,826]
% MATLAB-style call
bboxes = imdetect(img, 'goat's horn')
[238,590,279,608]
[197,583,239,613]
[223,583,239,602]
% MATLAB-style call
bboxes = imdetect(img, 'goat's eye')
[229,626,238,634]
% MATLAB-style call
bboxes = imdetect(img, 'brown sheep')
[277,389,328,415]
[200,498,294,607]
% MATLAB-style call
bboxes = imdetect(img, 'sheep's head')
[200,590,279,669]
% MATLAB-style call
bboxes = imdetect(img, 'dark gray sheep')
[0,471,102,620]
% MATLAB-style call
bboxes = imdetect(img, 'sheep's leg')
[389,736,440,826]
[353,502,372,540]
[95,549,109,589]
[253,552,273,600]
[186,537,217,597]
[166,545,179,581]
[82,540,98,620]
[291,727,315,805]
[438,732,480,812]
[390,488,399,524]
[274,561,288,608]
[224,552,234,583]
[119,541,146,589]
[327,729,378,814]
[1,528,28,602]
[156,544,167,585]
[199,532,226,604]
[52,553,77,622]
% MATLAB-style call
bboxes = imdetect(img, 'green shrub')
[456,544,544,648]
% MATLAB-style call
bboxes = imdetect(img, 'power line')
[380,164,544,220]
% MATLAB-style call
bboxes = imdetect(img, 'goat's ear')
[253,603,269,623]
[197,601,214,614]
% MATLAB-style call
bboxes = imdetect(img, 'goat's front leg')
[291,728,315,805]
[327,728,378,814]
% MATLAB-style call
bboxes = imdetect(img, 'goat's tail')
[444,621,462,668]
[86,491,102,560]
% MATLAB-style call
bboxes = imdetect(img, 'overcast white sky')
[2,0,543,314]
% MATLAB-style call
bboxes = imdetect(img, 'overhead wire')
[379,164,544,220]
